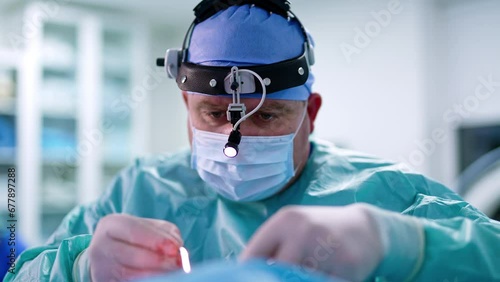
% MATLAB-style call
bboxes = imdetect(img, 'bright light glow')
[179,247,191,273]
[224,146,238,158]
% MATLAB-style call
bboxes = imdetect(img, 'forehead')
[188,94,304,111]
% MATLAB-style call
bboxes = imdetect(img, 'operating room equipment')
[458,147,500,220]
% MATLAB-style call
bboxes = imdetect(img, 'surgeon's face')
[182,92,322,186]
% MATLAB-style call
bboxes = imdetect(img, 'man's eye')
[209,112,225,119]
[258,112,275,121]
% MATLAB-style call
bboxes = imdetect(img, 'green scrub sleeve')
[405,193,500,281]
[2,232,92,282]
[3,187,121,281]
[3,165,135,282]
[370,192,500,281]
[4,166,136,282]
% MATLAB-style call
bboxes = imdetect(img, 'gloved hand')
[88,214,183,282]
[240,204,384,282]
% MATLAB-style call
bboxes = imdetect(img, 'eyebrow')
[196,99,300,113]
[198,101,226,109]
[259,101,304,114]
[258,101,297,114]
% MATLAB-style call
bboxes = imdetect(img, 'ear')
[182,91,193,142]
[307,93,322,134]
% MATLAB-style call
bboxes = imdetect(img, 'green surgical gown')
[4,139,500,281]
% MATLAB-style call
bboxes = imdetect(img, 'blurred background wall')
[0,0,499,245]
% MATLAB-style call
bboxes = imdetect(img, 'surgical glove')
[240,204,383,282]
[88,214,183,282]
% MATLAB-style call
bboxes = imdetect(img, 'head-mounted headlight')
[156,0,314,96]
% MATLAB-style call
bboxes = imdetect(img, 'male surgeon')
[5,1,500,282]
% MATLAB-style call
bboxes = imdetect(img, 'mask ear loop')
[293,102,309,137]
[188,111,195,133]
[291,102,309,176]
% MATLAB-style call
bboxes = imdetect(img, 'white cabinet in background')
[0,2,151,245]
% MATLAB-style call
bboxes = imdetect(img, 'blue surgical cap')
[187,4,314,101]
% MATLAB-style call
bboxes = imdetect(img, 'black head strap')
[194,0,291,23]
[177,45,310,95]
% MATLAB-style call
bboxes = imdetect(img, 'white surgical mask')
[191,107,307,202]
